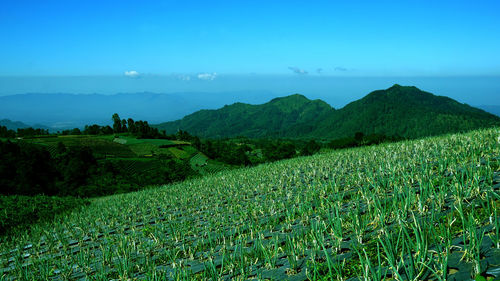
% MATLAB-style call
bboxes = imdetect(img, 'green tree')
[354,132,364,143]
[127,118,136,134]
[121,119,128,132]
[300,140,321,156]
[112,113,121,133]
[71,128,82,135]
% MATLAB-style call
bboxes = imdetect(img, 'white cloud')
[288,67,308,75]
[197,72,217,80]
[124,70,140,78]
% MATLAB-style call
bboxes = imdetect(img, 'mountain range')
[0,91,277,129]
[1,85,499,139]
[0,119,51,131]
[0,119,31,130]
[156,85,500,139]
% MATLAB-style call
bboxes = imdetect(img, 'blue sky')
[0,0,499,107]
[1,0,499,76]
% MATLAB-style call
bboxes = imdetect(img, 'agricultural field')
[16,135,193,159]
[190,153,230,175]
[105,158,165,176]
[112,136,193,159]
[111,136,189,147]
[1,128,500,280]
[21,135,137,158]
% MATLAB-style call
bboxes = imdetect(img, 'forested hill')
[155,94,334,138]
[155,85,500,139]
[312,84,500,139]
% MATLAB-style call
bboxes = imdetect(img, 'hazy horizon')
[1,1,499,125]
[0,75,499,109]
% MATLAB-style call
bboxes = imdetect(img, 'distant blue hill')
[0,119,31,130]
[0,119,51,131]
[0,91,276,129]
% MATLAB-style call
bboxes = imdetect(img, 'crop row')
[0,128,499,280]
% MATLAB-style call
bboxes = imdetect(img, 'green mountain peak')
[155,86,500,139]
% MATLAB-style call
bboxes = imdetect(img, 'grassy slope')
[1,128,499,280]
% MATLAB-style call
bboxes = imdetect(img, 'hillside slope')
[0,119,31,130]
[1,128,499,280]
[315,84,500,138]
[157,94,334,138]
[156,85,500,139]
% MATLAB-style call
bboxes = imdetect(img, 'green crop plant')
[353,243,385,281]
[0,128,499,280]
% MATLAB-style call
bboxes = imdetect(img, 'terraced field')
[23,135,137,158]
[108,158,165,176]
[189,153,228,175]
[1,128,500,280]
[20,135,194,160]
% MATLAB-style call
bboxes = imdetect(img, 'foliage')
[170,130,323,166]
[0,195,89,234]
[16,127,50,137]
[81,124,113,135]
[198,139,251,165]
[0,140,197,198]
[299,139,321,156]
[156,94,333,138]
[0,128,498,280]
[0,140,59,195]
[155,85,500,139]
[262,140,297,161]
[317,84,500,139]
[328,132,403,149]
[111,113,166,138]
[0,125,50,138]
[0,125,16,138]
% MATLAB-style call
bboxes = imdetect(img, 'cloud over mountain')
[197,73,217,80]
[124,70,140,78]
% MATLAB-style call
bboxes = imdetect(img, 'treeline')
[112,113,166,138]
[1,113,167,140]
[0,140,196,198]
[328,132,404,149]
[172,130,400,167]
[59,113,167,139]
[173,130,321,166]
[0,125,50,138]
